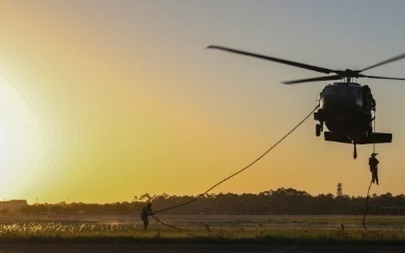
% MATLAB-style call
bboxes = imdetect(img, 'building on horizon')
[0,200,28,212]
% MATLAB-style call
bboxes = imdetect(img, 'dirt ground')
[0,243,404,253]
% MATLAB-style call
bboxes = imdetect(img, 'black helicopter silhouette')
[207,45,405,159]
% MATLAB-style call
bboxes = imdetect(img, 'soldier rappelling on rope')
[369,153,379,185]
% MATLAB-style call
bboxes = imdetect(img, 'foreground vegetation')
[0,215,403,244]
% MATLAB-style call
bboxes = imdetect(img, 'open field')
[0,215,403,244]
[1,214,404,229]
[0,244,405,253]
[0,215,403,252]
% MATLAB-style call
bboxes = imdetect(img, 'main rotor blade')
[207,45,334,74]
[359,74,405,81]
[360,52,405,72]
[282,75,342,85]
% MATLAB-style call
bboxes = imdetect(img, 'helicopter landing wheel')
[353,143,357,159]
[315,124,322,137]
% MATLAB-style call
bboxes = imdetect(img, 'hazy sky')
[1,1,405,203]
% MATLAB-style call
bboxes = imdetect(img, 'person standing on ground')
[140,202,153,230]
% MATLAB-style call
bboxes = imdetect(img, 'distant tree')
[314,194,335,214]
[16,189,405,216]
[50,205,64,214]
[139,193,152,202]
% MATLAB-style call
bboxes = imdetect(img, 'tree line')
[20,188,405,216]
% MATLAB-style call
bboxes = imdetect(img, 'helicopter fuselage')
[314,82,373,141]
[314,82,391,158]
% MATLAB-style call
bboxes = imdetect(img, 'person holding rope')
[140,202,153,230]
[369,153,379,185]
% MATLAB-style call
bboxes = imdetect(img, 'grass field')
[0,215,403,244]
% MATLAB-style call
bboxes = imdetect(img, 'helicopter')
[207,45,405,159]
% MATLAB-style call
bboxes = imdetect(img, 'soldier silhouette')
[369,153,379,185]
[140,203,153,230]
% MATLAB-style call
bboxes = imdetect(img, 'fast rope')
[151,105,319,229]
[363,110,377,230]
[372,110,377,154]
[362,179,373,230]
[151,214,181,230]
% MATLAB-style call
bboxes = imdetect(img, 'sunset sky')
[1,1,405,204]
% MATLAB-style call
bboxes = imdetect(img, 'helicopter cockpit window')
[328,85,362,97]
[347,86,362,99]
[322,86,338,96]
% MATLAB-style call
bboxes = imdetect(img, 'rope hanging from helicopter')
[150,104,320,229]
[363,109,378,230]
[373,111,377,154]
